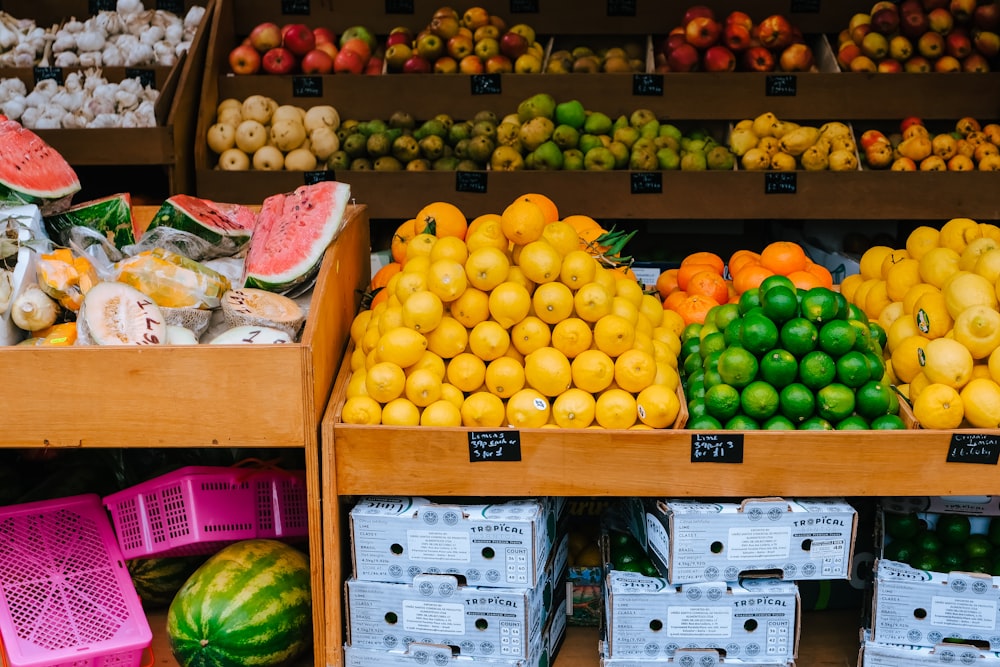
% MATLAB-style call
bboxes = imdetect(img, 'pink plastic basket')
[0,494,152,667]
[102,465,309,559]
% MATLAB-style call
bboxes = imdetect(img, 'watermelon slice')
[242,181,351,293]
[44,193,136,249]
[0,116,80,212]
[145,194,256,247]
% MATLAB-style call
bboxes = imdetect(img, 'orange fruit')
[803,262,834,289]
[675,294,720,326]
[370,262,402,290]
[676,262,719,291]
[663,289,689,312]
[682,251,726,275]
[501,198,546,245]
[760,241,809,275]
[391,219,417,264]
[785,269,825,291]
[414,201,469,240]
[686,269,730,304]
[519,193,560,222]
[732,264,775,294]
[728,249,762,277]
[562,214,603,236]
[655,268,680,299]
[578,226,611,255]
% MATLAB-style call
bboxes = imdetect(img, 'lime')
[865,350,887,382]
[870,414,907,429]
[855,380,893,419]
[835,350,873,388]
[912,551,943,572]
[964,557,994,574]
[681,323,703,343]
[686,379,706,402]
[723,317,744,347]
[780,317,819,357]
[700,331,728,359]
[683,351,703,377]
[940,545,967,571]
[705,383,741,421]
[848,319,872,352]
[833,292,850,319]
[760,284,799,324]
[700,318,719,338]
[685,368,705,388]
[965,534,993,560]
[800,287,840,324]
[846,302,867,323]
[740,380,780,421]
[725,414,760,430]
[818,319,857,357]
[869,321,888,349]
[758,274,797,296]
[763,414,797,430]
[687,398,708,420]
[703,366,724,389]
[916,530,944,554]
[817,383,856,422]
[799,350,837,390]
[713,302,742,331]
[836,415,870,429]
[741,313,780,356]
[935,514,972,546]
[680,335,701,361]
[884,512,921,540]
[779,382,815,424]
[799,416,834,430]
[703,350,723,373]
[883,538,917,564]
[760,348,799,388]
[738,288,761,315]
[717,346,759,388]
[988,517,1000,546]
[687,414,723,429]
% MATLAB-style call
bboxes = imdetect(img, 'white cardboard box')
[601,647,794,666]
[871,558,1000,650]
[643,498,857,584]
[603,571,800,661]
[860,641,1000,666]
[350,496,554,588]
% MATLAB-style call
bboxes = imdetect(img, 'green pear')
[563,148,585,170]
[632,137,657,155]
[433,155,460,170]
[706,145,736,171]
[583,112,613,135]
[613,126,641,149]
[456,159,481,171]
[630,109,657,129]
[532,141,565,170]
[496,121,522,147]
[656,146,680,170]
[612,115,629,133]
[552,124,580,150]
[519,117,555,152]
[418,134,446,160]
[517,93,557,122]
[680,150,707,171]
[327,150,350,170]
[608,140,629,169]
[471,120,497,140]
[388,110,415,130]
[583,146,616,170]
[366,132,392,157]
[350,157,372,170]
[391,135,420,162]
[373,156,402,171]
[452,138,471,159]
[448,121,472,145]
[579,133,604,154]
[554,100,586,129]
[414,118,446,140]
[629,148,658,171]
[406,158,432,171]
[467,135,495,163]
[639,120,660,139]
[655,135,680,152]
[659,123,683,142]
[491,145,525,171]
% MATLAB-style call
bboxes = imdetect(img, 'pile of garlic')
[0,69,159,129]
[0,13,55,67]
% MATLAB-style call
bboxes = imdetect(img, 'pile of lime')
[680,277,907,430]
[883,511,1000,574]
[608,530,659,576]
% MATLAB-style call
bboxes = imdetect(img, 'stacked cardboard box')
[343,496,567,667]
[598,497,859,666]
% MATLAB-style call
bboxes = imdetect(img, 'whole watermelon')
[166,539,312,667]
[127,555,209,609]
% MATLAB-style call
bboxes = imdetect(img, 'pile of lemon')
[846,217,1000,430]
[342,194,683,429]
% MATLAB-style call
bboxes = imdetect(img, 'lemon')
[943,271,997,317]
[917,246,961,288]
[960,378,1000,428]
[953,305,1000,359]
[912,382,964,429]
[938,217,982,254]
[506,388,551,428]
[341,395,383,425]
[636,384,681,428]
[921,337,974,389]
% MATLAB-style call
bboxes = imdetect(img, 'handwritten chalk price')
[281,0,310,14]
[691,433,744,463]
[946,433,1000,464]
[509,0,539,12]
[292,76,322,98]
[766,75,797,97]
[468,430,522,462]
[385,0,415,13]
[765,172,797,194]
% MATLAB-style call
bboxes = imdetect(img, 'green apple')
[584,146,616,170]
[578,133,604,154]
[532,141,565,170]
[680,150,708,171]
[554,100,586,129]
[613,126,640,149]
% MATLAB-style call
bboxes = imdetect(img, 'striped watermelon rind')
[44,192,135,249]
[127,555,209,609]
[0,116,81,208]
[147,195,255,247]
[167,539,312,667]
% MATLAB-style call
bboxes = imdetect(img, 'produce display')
[653,6,817,72]
[835,0,998,72]
[344,194,684,429]
[230,21,382,76]
[545,39,647,74]
[857,115,1000,170]
[727,112,860,171]
[844,217,1000,429]
[882,510,1000,574]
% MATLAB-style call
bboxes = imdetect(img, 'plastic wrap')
[114,248,231,309]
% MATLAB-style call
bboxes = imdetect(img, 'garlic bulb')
[0,96,25,121]
[78,51,102,67]
[52,32,76,53]
[62,17,85,33]
[140,25,164,45]
[117,0,143,15]
[102,43,124,66]
[75,29,106,53]
[19,107,41,128]
[54,50,80,67]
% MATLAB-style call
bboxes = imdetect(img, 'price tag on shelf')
[89,0,115,12]
[471,73,502,95]
[946,433,1000,465]
[606,0,636,16]
[125,68,155,88]
[304,170,336,185]
[155,0,184,14]
[292,76,322,97]
[456,171,488,193]
[469,430,522,462]
[281,0,310,15]
[791,0,821,13]
[691,433,744,463]
[766,74,797,97]
[633,74,664,97]
[765,172,797,194]
[631,172,662,194]
[509,0,540,13]
[385,0,415,13]
[33,66,63,86]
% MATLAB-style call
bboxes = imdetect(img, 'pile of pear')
[545,41,647,73]
[727,111,860,171]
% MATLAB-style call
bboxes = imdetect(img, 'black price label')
[630,172,662,194]
[691,433,744,463]
[155,0,184,14]
[633,73,664,96]
[790,0,821,12]
[304,170,336,184]
[292,75,322,97]
[766,74,797,97]
[607,0,636,16]
[470,73,501,95]
[281,0,310,15]
[946,433,1000,465]
[125,67,155,88]
[509,0,539,12]
[765,172,797,194]
[469,430,522,462]
[33,66,64,86]
[456,171,488,193]
[89,0,115,12]
[385,0,414,13]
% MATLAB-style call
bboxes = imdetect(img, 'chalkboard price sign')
[633,74,664,97]
[469,431,522,462]
[766,74,797,97]
[292,76,322,98]
[155,0,184,14]
[607,0,637,16]
[89,0,116,12]
[281,0,310,15]
[304,170,336,185]
[631,172,662,194]
[456,171,488,193]
[509,0,539,12]
[946,433,1000,465]
[471,74,502,95]
[765,172,797,194]
[385,0,415,13]
[691,433,744,463]
[125,68,156,88]
[791,0,821,12]
[33,67,64,86]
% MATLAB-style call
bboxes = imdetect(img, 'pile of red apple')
[836,0,999,72]
[383,5,544,74]
[653,5,816,73]
[229,22,383,75]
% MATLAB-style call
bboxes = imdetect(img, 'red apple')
[756,14,794,50]
[900,8,930,38]
[962,52,991,70]
[663,26,688,54]
[667,42,700,71]
[249,22,282,52]
[723,23,752,51]
[312,27,335,45]
[282,23,315,57]
[927,7,955,33]
[365,56,384,75]
[950,0,977,23]
[725,10,753,31]
[228,43,261,74]
[934,53,962,70]
[779,42,814,71]
[974,3,1000,30]
[499,31,529,59]
[300,48,334,74]
[702,44,735,71]
[341,37,372,62]
[917,30,946,57]
[315,41,338,60]
[871,6,901,34]
[433,56,458,73]
[682,5,716,26]
[945,27,972,57]
[904,54,933,71]
[261,46,296,74]
[484,54,513,73]
[900,116,925,132]
[685,16,722,48]
[877,58,904,72]
[860,129,890,150]
[333,47,366,74]
[974,29,1000,57]
[742,45,776,71]
[386,28,413,48]
[923,0,950,9]
[458,54,485,73]
[447,33,474,60]
[402,54,433,73]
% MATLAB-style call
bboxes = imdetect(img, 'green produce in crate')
[608,530,658,577]
[43,193,136,249]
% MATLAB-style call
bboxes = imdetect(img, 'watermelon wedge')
[242,181,351,293]
[0,115,80,212]
[146,194,256,247]
[44,193,136,249]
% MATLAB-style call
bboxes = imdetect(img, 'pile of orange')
[345,193,682,430]
[655,241,834,326]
